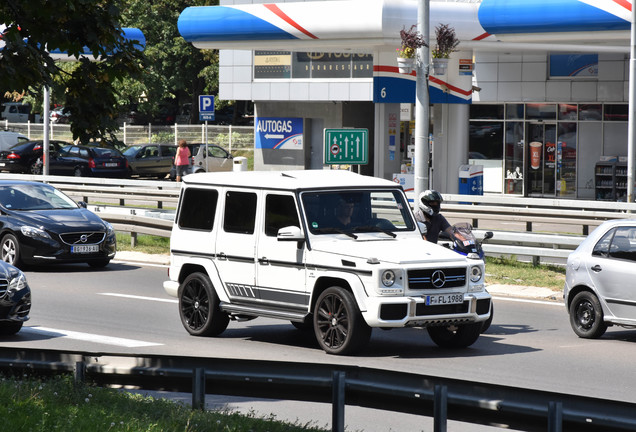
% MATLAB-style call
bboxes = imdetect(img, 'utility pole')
[628,4,635,203]
[413,0,430,202]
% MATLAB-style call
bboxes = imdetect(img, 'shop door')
[526,123,557,197]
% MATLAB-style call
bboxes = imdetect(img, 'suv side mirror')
[277,225,304,241]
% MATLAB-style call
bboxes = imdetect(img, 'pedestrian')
[414,190,452,243]
[174,139,191,182]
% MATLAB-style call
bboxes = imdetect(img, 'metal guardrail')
[2,173,633,262]
[1,347,635,432]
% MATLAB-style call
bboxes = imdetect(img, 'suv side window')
[178,188,218,230]
[224,191,257,234]
[265,194,300,236]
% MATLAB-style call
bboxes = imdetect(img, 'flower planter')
[432,58,449,75]
[397,57,415,74]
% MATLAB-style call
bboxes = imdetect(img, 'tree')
[0,0,144,143]
[118,0,219,124]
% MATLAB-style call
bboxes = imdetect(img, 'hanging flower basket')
[432,58,449,75]
[397,57,415,74]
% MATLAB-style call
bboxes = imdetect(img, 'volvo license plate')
[71,244,99,254]
[425,293,463,306]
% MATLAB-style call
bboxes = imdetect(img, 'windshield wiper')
[313,227,358,239]
[355,225,397,238]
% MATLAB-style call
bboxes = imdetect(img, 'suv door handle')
[258,257,269,265]
[217,252,227,260]
[591,264,602,272]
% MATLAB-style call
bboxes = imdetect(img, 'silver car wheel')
[1,234,18,266]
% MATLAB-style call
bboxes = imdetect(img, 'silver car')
[564,219,636,339]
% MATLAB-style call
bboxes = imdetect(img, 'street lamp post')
[413,0,430,202]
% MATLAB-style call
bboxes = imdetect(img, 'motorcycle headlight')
[381,270,396,287]
[21,225,51,239]
[470,265,483,283]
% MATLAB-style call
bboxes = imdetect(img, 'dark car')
[123,143,176,178]
[49,144,129,178]
[0,260,31,335]
[0,140,68,174]
[0,181,116,268]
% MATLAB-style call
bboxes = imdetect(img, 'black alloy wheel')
[427,322,483,348]
[29,159,43,175]
[179,272,229,336]
[569,291,607,338]
[313,286,371,355]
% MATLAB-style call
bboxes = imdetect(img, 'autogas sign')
[255,117,303,149]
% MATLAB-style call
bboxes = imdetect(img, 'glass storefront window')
[604,104,628,122]
[558,104,577,120]
[469,121,503,159]
[578,104,602,121]
[504,122,524,194]
[506,104,524,120]
[526,103,556,120]
[557,123,577,198]
[469,104,504,120]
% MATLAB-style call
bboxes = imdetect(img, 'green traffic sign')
[324,128,369,164]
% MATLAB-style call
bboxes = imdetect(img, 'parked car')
[0,260,31,335]
[0,181,116,268]
[0,140,67,174]
[564,219,636,339]
[49,144,129,178]
[49,107,70,124]
[169,143,233,180]
[123,143,176,178]
[0,102,41,123]
[0,131,29,152]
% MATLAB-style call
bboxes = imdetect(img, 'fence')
[2,346,636,432]
[1,121,254,156]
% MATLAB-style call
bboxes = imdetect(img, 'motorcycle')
[439,222,494,332]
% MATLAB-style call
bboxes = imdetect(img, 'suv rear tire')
[179,272,229,336]
[313,286,371,355]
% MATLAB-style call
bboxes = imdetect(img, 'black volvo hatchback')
[0,181,116,268]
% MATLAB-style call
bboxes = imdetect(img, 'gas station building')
[178,0,632,200]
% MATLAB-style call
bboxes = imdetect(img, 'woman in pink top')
[174,139,191,182]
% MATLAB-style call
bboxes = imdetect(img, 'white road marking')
[492,295,564,307]
[99,293,178,304]
[24,327,163,347]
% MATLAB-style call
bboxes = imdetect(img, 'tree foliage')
[0,0,145,143]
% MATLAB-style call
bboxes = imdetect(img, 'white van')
[0,103,41,123]
[163,170,491,355]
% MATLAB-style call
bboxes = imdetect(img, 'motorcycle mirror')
[484,231,493,240]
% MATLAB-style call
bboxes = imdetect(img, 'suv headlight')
[381,270,396,287]
[21,225,51,239]
[470,265,483,283]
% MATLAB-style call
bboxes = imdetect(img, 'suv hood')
[310,235,468,265]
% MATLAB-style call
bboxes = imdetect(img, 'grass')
[115,234,567,291]
[0,374,328,432]
[485,256,566,290]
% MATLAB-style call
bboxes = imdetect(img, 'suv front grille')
[59,232,105,245]
[407,267,466,290]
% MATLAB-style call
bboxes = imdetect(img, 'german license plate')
[425,293,463,306]
[71,244,99,254]
[104,162,118,167]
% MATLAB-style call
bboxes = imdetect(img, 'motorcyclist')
[413,190,452,243]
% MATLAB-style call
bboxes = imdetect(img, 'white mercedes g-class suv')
[163,170,491,355]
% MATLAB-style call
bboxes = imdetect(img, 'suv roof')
[183,170,398,190]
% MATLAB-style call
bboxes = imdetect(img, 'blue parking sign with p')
[199,95,215,121]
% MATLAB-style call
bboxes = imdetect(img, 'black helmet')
[419,190,443,214]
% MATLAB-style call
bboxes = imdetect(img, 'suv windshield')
[301,189,415,234]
